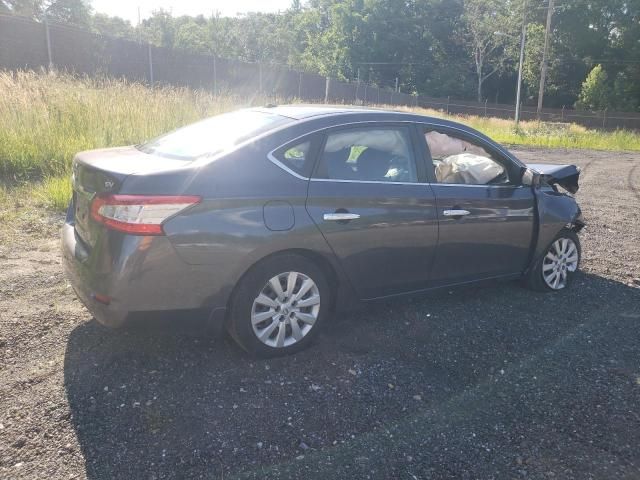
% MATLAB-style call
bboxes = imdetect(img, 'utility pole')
[537,0,554,117]
[514,0,527,127]
[137,6,141,43]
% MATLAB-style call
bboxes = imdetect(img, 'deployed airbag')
[324,129,409,156]
[436,153,505,184]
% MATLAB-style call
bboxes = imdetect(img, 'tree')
[42,0,91,27]
[575,64,610,110]
[174,19,210,54]
[462,0,519,102]
[0,0,42,17]
[140,9,176,48]
[91,13,135,39]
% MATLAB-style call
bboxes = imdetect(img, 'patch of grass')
[33,176,72,211]
[0,181,64,249]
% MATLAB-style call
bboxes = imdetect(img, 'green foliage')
[2,0,640,110]
[91,13,134,38]
[174,20,210,54]
[576,65,610,111]
[462,0,519,101]
[43,0,91,27]
[33,175,72,211]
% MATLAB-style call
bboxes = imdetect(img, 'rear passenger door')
[418,125,536,285]
[305,124,439,299]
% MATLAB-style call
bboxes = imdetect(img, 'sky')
[91,0,293,23]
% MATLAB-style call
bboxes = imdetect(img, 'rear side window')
[271,136,321,177]
[139,110,293,160]
[314,127,417,183]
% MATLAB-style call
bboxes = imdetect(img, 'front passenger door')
[420,126,536,285]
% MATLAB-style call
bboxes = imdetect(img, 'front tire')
[525,228,581,292]
[227,254,331,357]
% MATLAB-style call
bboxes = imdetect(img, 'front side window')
[139,110,293,160]
[424,130,510,185]
[315,127,417,183]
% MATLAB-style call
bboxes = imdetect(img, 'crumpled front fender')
[529,188,583,271]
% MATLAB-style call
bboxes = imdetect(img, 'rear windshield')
[138,110,292,160]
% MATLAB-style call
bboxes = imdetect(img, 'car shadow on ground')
[64,273,640,479]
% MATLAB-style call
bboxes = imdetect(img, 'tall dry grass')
[2,70,640,212]
[0,71,255,179]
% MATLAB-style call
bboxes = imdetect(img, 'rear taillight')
[90,194,201,235]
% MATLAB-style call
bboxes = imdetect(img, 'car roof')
[255,105,385,120]
[253,104,473,131]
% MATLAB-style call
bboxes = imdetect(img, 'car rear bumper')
[61,222,129,327]
[61,221,228,333]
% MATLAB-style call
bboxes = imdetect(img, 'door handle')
[323,212,361,221]
[443,209,471,217]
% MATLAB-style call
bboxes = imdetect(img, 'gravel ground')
[1,147,639,480]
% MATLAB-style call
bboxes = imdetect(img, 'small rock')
[296,455,305,461]
[388,383,394,389]
[103,386,108,392]
[348,369,357,376]
[310,384,321,392]
[12,437,26,449]
[299,441,310,451]
[257,442,263,449]
[412,395,422,401]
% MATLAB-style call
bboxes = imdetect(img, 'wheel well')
[225,248,340,315]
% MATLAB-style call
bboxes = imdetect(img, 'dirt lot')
[1,147,639,480]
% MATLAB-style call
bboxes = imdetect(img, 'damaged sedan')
[62,106,584,356]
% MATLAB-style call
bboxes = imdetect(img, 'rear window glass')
[138,110,292,160]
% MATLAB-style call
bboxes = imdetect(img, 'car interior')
[316,128,417,182]
[425,130,510,185]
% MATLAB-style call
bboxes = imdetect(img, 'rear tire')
[227,254,331,357]
[524,228,581,292]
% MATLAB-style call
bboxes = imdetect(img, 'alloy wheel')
[542,237,579,290]
[251,271,321,348]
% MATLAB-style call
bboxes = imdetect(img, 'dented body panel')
[530,187,583,268]
[528,163,581,194]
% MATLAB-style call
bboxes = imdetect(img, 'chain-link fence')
[2,14,639,130]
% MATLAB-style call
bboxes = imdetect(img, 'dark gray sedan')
[62,106,584,356]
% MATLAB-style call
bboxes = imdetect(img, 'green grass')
[395,105,640,150]
[1,70,640,213]
[32,176,73,211]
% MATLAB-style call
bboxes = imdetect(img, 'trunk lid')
[71,146,190,245]
[527,163,580,194]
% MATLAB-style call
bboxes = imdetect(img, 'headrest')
[356,148,391,181]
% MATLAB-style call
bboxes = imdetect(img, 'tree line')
[2,0,639,111]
